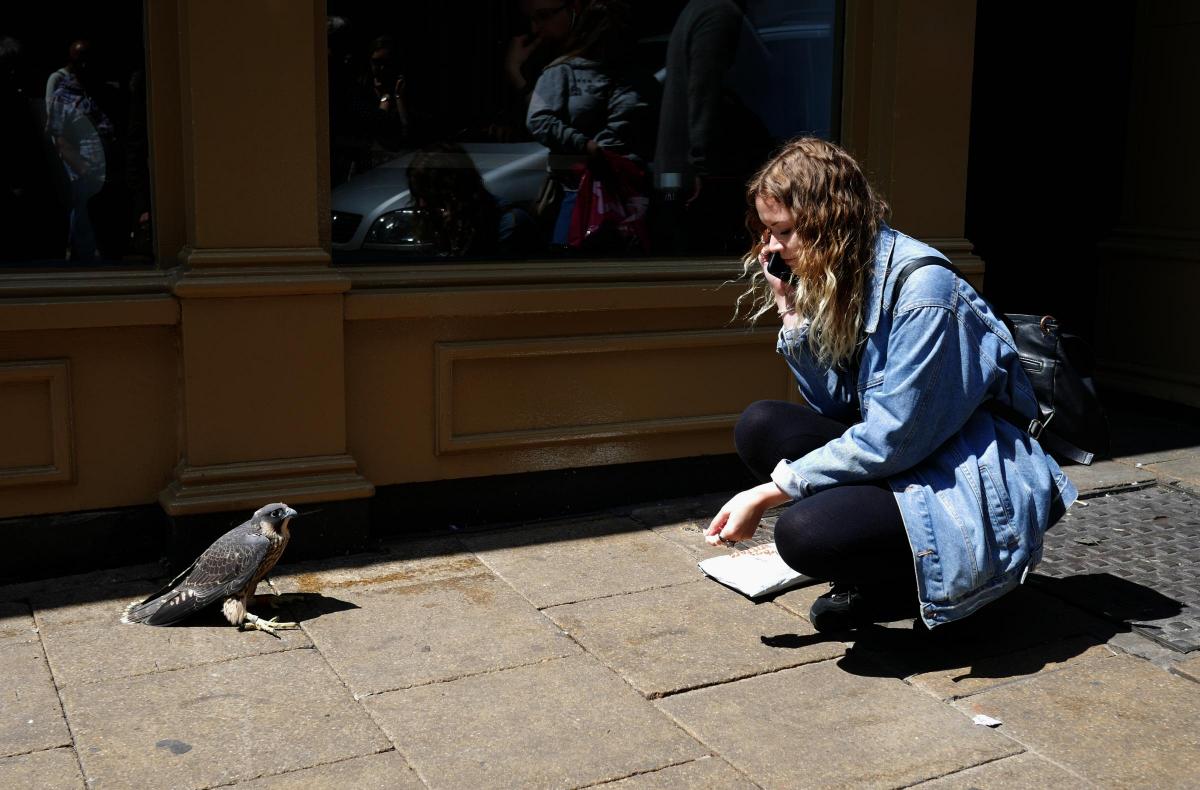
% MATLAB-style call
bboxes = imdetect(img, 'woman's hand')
[758,242,799,326]
[705,482,791,546]
[505,33,541,91]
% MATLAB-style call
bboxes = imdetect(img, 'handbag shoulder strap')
[889,255,962,300]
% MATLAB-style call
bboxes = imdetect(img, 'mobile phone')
[766,252,796,284]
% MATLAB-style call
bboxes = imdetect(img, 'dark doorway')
[965,1,1137,342]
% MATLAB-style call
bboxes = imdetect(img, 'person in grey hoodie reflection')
[525,0,651,248]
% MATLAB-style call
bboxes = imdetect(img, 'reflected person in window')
[483,0,584,143]
[655,0,773,255]
[340,35,432,177]
[45,39,114,261]
[525,0,651,248]
[706,138,1075,632]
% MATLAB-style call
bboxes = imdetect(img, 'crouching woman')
[705,138,1075,631]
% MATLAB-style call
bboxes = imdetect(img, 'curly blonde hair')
[738,138,889,369]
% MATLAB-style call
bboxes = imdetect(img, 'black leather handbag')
[891,257,1110,465]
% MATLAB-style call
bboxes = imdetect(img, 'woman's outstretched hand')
[705,482,791,546]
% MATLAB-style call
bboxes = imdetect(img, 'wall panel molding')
[435,328,777,454]
[0,296,179,332]
[159,454,374,516]
[0,360,74,487]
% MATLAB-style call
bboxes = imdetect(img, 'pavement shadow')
[761,578,1182,689]
[254,592,360,623]
[170,592,359,627]
[1105,395,1200,457]
[1028,572,1184,625]
[760,632,842,650]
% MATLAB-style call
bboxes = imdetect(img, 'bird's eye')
[272,509,282,518]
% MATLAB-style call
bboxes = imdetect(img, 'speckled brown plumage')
[122,503,296,629]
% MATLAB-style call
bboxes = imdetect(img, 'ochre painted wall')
[0,0,983,522]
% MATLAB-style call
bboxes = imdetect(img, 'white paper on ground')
[698,543,810,598]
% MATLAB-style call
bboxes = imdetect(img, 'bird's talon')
[244,613,299,637]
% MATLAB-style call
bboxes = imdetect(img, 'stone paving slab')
[0,563,165,604]
[909,752,1085,789]
[545,580,842,698]
[297,571,579,696]
[1170,653,1200,683]
[771,581,828,622]
[1145,453,1200,485]
[1066,458,1156,496]
[63,649,391,790]
[0,637,72,759]
[270,538,482,595]
[648,519,730,562]
[0,601,35,640]
[461,517,700,608]
[365,655,706,790]
[32,582,311,687]
[232,751,423,789]
[0,747,85,790]
[627,493,734,527]
[955,654,1200,787]
[594,755,758,789]
[657,661,1020,789]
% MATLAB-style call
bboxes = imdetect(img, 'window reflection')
[0,3,151,268]
[328,0,838,264]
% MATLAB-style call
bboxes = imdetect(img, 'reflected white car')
[330,142,549,254]
[329,10,834,256]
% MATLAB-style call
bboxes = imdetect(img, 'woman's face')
[524,0,575,45]
[370,47,397,84]
[756,195,802,266]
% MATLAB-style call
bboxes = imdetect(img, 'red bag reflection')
[567,150,650,254]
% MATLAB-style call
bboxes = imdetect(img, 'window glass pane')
[328,0,838,264]
[1,3,152,269]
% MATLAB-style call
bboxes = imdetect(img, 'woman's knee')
[734,400,790,462]
[772,512,829,578]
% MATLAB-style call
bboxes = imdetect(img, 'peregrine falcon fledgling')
[121,502,299,636]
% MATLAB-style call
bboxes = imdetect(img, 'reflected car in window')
[330,142,548,255]
[328,4,836,260]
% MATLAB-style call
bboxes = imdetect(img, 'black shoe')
[808,583,914,633]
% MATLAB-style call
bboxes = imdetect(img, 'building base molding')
[1097,359,1200,411]
[926,237,985,277]
[171,264,350,299]
[159,454,374,517]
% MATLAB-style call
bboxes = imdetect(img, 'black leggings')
[734,400,913,589]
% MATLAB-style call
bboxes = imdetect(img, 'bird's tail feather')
[120,596,164,624]
[121,560,197,625]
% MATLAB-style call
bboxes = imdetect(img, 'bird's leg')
[241,612,299,638]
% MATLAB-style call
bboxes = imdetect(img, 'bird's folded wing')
[143,533,272,625]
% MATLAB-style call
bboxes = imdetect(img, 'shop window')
[0,3,151,269]
[328,0,839,264]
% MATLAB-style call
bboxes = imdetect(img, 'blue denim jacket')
[771,226,1076,627]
